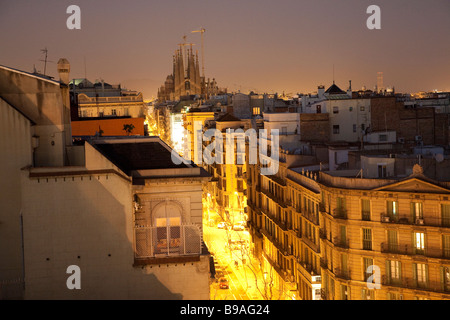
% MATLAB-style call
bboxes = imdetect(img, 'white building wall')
[0,98,33,298]
[20,167,210,299]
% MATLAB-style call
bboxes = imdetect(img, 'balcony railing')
[333,208,348,219]
[381,275,448,293]
[380,214,450,228]
[380,243,450,259]
[134,224,202,258]
[320,258,329,270]
[334,267,351,280]
[333,237,350,249]
[302,210,319,226]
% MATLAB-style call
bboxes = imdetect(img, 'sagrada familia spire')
[157,43,223,101]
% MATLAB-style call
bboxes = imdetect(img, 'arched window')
[153,201,182,254]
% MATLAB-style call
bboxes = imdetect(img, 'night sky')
[1,0,449,99]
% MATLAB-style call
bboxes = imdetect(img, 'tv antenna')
[39,47,54,76]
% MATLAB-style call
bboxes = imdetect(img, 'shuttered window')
[363,228,372,250]
[361,199,370,221]
[388,230,398,253]
[442,204,450,227]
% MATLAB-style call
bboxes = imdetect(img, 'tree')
[123,124,135,136]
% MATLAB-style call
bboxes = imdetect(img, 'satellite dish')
[435,153,444,163]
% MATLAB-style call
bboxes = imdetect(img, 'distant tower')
[377,72,384,93]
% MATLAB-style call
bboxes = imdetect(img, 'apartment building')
[247,146,450,300]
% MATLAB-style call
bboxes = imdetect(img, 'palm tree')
[123,124,135,136]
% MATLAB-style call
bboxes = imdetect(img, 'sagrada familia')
[157,44,225,101]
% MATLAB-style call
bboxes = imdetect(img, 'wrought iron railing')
[134,224,202,258]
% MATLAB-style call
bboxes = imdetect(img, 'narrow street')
[203,223,267,300]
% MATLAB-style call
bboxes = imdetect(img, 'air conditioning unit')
[416,219,424,225]
[415,135,423,141]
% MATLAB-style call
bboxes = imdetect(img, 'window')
[340,225,347,247]
[411,202,423,223]
[378,164,387,178]
[333,125,340,134]
[379,134,388,142]
[442,204,450,227]
[349,107,353,112]
[386,260,402,285]
[252,107,261,115]
[413,263,428,288]
[111,109,117,116]
[340,284,349,300]
[353,124,357,133]
[387,230,398,252]
[361,199,371,221]
[442,266,450,292]
[443,235,450,258]
[413,232,426,255]
[363,257,374,281]
[360,106,365,111]
[387,292,403,300]
[333,106,339,114]
[361,288,374,300]
[363,228,372,250]
[387,200,398,221]
[336,197,346,217]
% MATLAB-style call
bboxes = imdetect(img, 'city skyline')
[0,0,449,99]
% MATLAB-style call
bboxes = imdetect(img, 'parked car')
[219,277,229,289]
[217,222,228,229]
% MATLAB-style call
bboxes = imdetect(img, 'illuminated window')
[387,200,398,220]
[386,260,401,285]
[414,232,426,254]
[411,202,423,222]
[413,263,428,288]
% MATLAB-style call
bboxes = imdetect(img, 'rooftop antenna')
[84,56,87,80]
[333,64,335,85]
[39,47,53,76]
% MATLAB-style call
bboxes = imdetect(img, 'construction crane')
[191,28,206,78]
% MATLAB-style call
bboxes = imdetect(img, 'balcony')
[134,224,204,265]
[320,258,329,270]
[334,267,351,281]
[380,215,450,228]
[381,243,450,259]
[333,208,348,220]
[297,260,321,284]
[319,202,326,212]
[302,210,319,226]
[381,275,449,293]
[333,237,350,249]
